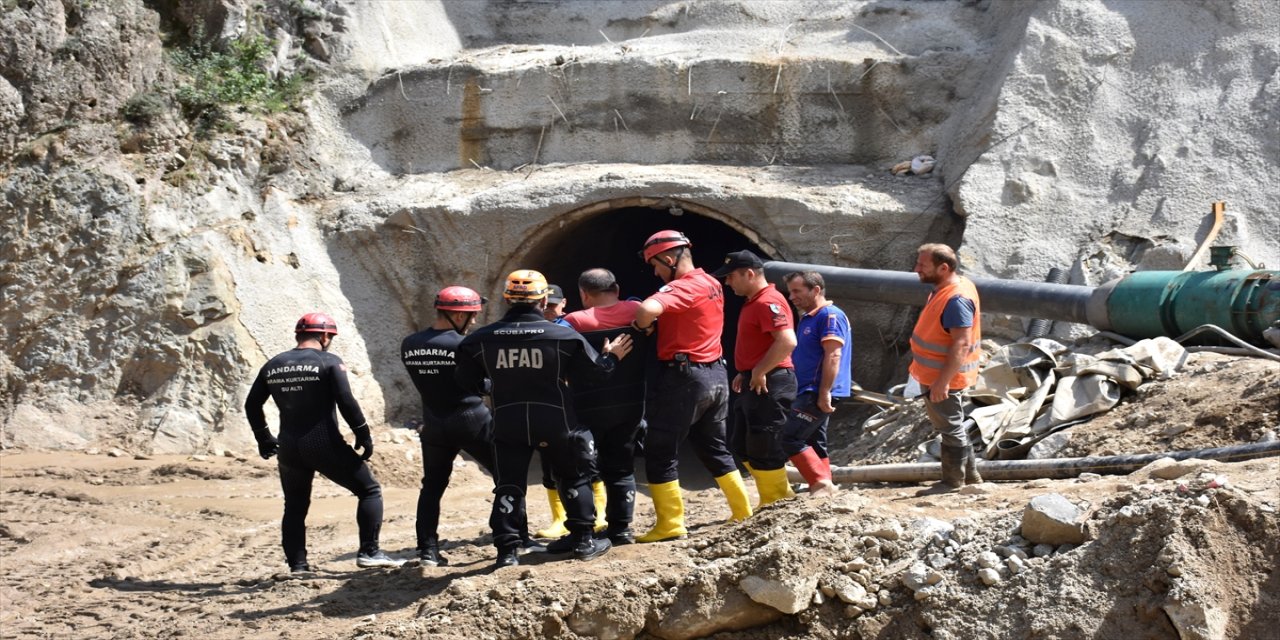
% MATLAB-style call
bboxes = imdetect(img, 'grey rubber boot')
[939,444,966,489]
[962,445,983,485]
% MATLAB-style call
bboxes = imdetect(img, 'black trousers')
[780,390,834,458]
[490,429,598,551]
[416,403,496,550]
[277,439,382,567]
[644,361,737,484]
[581,409,644,529]
[730,367,796,470]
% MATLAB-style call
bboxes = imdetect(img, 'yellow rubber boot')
[714,471,753,522]
[637,481,687,543]
[751,467,796,507]
[534,488,569,539]
[592,480,608,532]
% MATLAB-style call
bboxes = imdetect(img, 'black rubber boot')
[546,534,575,554]
[597,526,635,546]
[918,444,965,495]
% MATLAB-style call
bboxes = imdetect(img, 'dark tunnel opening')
[520,205,776,374]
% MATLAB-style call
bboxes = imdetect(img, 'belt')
[659,360,719,368]
[737,366,794,376]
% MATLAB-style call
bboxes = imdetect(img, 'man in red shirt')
[631,231,753,542]
[560,268,649,545]
[715,250,798,507]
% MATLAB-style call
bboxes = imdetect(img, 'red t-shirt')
[735,283,794,372]
[647,268,724,362]
[563,300,642,332]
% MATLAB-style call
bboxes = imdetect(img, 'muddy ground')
[1,352,1277,639]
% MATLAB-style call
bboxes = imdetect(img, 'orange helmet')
[295,312,338,336]
[503,269,549,303]
[640,230,691,262]
[434,286,485,312]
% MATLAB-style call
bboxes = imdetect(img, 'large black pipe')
[764,261,1105,327]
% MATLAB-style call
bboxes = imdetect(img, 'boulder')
[738,574,818,615]
[1020,494,1085,545]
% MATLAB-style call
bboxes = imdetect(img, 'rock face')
[1,0,1277,452]
[943,0,1280,285]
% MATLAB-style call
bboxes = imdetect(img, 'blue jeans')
[780,391,834,458]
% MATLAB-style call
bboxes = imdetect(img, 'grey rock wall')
[940,0,1279,284]
[1,0,1276,452]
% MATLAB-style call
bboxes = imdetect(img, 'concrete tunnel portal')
[514,198,781,376]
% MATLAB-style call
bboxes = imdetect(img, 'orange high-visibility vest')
[909,276,982,390]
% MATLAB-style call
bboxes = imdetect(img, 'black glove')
[353,424,373,461]
[253,428,278,460]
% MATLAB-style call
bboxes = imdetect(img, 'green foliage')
[171,34,309,137]
[121,92,168,125]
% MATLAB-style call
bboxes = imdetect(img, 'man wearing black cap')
[715,250,798,508]
[543,284,568,323]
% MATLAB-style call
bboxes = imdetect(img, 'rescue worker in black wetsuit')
[556,268,651,547]
[401,286,499,566]
[246,312,402,572]
[455,269,634,568]
[532,284,607,539]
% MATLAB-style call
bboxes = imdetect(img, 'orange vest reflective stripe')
[908,277,982,390]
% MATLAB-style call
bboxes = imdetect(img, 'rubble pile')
[354,454,1277,640]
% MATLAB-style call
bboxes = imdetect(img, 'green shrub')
[121,92,168,125]
[172,34,309,137]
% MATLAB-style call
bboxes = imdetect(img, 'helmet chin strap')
[445,311,474,335]
[661,247,684,281]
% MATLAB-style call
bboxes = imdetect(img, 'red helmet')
[435,285,484,312]
[295,312,338,336]
[640,230,691,262]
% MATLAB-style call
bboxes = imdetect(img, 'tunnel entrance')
[517,202,779,374]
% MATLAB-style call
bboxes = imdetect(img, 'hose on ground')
[1175,324,1280,363]
[788,440,1280,484]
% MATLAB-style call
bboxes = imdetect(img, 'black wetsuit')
[245,347,381,569]
[455,306,621,552]
[569,322,649,532]
[401,327,497,553]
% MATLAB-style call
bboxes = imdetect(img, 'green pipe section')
[1102,269,1280,344]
